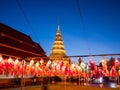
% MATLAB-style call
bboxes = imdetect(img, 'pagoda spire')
[50,24,66,58]
[49,24,70,63]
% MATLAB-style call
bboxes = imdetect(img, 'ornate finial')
[58,18,60,30]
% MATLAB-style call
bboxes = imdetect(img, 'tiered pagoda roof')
[50,25,70,63]
[0,23,47,59]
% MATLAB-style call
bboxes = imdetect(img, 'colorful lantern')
[114,57,119,67]
[0,55,2,62]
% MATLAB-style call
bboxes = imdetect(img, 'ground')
[1,82,120,90]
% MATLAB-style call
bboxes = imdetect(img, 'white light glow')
[110,82,117,88]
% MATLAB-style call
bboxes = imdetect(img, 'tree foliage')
[107,57,114,66]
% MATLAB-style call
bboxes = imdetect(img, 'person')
[42,77,48,90]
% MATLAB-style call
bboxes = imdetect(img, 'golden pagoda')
[49,24,70,64]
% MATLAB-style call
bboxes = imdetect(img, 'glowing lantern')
[0,55,2,62]
[36,62,39,68]
[90,57,94,64]
[81,62,85,69]
[15,59,19,65]
[62,66,65,72]
[40,58,44,64]
[8,57,13,64]
[118,70,120,76]
[71,63,75,68]
[14,59,19,72]
[46,60,51,67]
[101,57,107,66]
[114,57,119,67]
[30,59,34,66]
[110,66,116,78]
[31,66,35,76]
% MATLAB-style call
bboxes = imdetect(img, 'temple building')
[49,24,70,64]
[0,23,47,62]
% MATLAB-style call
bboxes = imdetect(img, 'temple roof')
[0,23,47,58]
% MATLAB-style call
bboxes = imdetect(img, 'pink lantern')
[114,57,119,67]
[110,66,116,78]
[90,57,94,64]
[31,66,35,76]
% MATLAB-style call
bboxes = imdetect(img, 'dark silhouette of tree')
[78,57,82,66]
[107,57,114,71]
[99,62,102,69]
[107,57,114,66]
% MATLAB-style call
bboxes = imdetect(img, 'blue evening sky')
[0,0,120,64]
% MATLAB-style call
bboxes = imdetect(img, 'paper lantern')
[0,55,2,62]
[30,59,34,66]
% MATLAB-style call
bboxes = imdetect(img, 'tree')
[107,57,114,66]
[78,57,82,66]
[107,57,114,71]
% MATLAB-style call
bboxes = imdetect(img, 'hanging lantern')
[114,57,119,67]
[15,59,19,65]
[30,59,34,66]
[81,62,85,69]
[118,70,120,76]
[110,66,116,78]
[36,62,39,68]
[0,55,3,62]
[40,58,44,65]
[8,57,13,64]
[31,66,35,76]
[90,57,94,64]
[71,63,75,68]
[14,59,19,72]
[46,60,51,67]
[101,57,107,66]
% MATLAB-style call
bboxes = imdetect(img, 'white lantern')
[40,59,44,64]
[8,57,13,64]
[36,62,39,68]
[30,59,34,66]
[15,59,19,65]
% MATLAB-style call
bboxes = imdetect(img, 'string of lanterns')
[0,55,120,79]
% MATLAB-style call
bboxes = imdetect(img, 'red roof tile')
[0,23,47,58]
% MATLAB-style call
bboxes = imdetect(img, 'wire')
[15,0,40,44]
[75,0,91,55]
